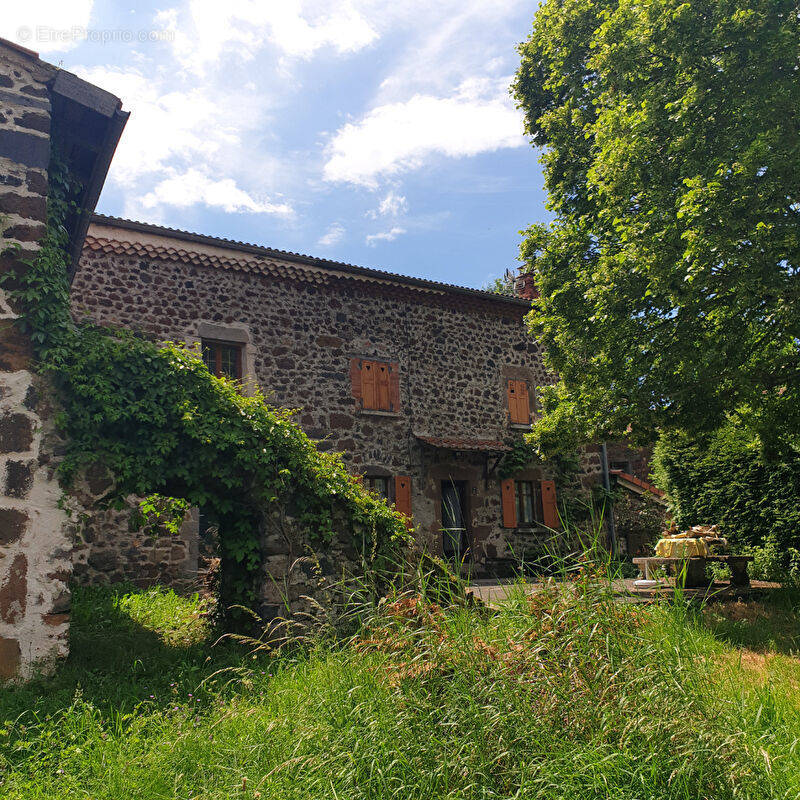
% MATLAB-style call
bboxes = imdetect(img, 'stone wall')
[69,466,200,590]
[0,45,73,680]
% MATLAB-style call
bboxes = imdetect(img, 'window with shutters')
[507,379,531,425]
[202,339,243,380]
[502,478,560,530]
[351,358,400,412]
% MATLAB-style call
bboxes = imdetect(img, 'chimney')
[515,268,539,300]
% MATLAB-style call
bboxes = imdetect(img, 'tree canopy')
[513,0,800,456]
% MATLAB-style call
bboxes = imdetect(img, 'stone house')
[69,215,653,586]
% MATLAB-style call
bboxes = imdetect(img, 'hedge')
[653,426,800,550]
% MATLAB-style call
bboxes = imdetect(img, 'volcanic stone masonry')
[0,44,71,680]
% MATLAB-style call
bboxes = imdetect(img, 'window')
[202,340,243,380]
[507,379,531,425]
[365,475,390,500]
[351,358,400,412]
[502,478,560,530]
[515,480,543,526]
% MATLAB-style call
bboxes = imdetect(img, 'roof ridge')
[89,214,531,307]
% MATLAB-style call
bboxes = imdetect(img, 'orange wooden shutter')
[540,480,560,529]
[350,358,362,400]
[508,379,530,424]
[394,475,413,529]
[517,381,530,424]
[389,362,400,411]
[376,362,391,410]
[501,478,517,528]
[361,360,377,409]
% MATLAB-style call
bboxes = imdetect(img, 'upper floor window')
[351,358,400,412]
[507,379,531,425]
[203,339,243,380]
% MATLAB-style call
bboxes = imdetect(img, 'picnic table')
[632,554,753,588]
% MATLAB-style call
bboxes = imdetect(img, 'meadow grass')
[1,577,800,799]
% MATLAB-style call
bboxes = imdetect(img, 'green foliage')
[653,424,800,561]
[514,0,800,455]
[1,149,410,614]
[3,579,800,797]
[481,272,516,297]
[497,439,538,479]
[742,535,800,585]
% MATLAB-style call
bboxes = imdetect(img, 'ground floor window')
[515,480,543,526]
[365,475,390,500]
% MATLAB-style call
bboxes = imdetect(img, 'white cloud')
[74,67,227,187]
[366,226,405,245]
[317,222,345,247]
[324,79,525,187]
[0,0,93,54]
[162,0,378,73]
[368,191,407,218]
[140,169,292,216]
[73,64,291,219]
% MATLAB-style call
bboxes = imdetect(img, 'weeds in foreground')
[2,559,800,798]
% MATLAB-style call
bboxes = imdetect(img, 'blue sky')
[3,1,550,290]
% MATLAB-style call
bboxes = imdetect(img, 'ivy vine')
[1,147,410,616]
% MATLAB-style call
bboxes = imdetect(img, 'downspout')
[600,442,618,555]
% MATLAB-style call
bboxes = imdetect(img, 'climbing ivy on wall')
[1,149,410,615]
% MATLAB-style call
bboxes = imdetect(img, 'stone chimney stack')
[515,268,539,300]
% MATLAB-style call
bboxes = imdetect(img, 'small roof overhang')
[611,470,668,506]
[415,435,511,453]
[0,37,129,278]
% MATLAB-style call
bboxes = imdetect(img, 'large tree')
[514,0,800,456]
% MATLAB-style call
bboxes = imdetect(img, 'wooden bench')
[633,555,754,588]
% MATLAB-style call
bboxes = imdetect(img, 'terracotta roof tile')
[416,435,510,452]
[610,470,666,498]
[85,214,533,307]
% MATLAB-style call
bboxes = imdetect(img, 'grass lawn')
[1,580,800,799]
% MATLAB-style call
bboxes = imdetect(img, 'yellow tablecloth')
[655,537,709,558]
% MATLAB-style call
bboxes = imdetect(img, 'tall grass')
[1,551,800,798]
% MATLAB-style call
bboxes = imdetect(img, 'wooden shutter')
[394,475,413,529]
[540,479,560,530]
[517,381,530,423]
[350,358,363,400]
[508,379,530,424]
[389,362,400,411]
[362,360,377,409]
[501,478,517,528]
[376,362,391,410]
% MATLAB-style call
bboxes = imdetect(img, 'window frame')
[515,479,543,526]
[202,339,244,381]
[364,475,391,501]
